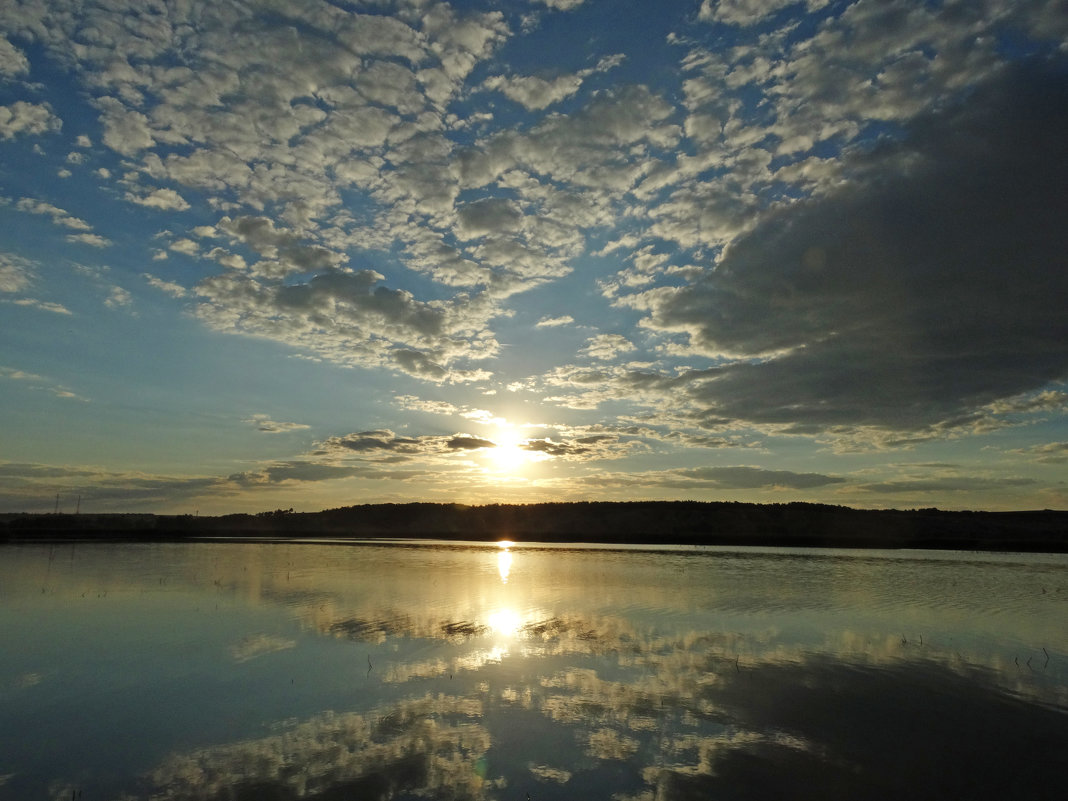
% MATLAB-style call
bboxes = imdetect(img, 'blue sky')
[1,0,1066,514]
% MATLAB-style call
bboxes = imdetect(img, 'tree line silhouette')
[2,501,1066,551]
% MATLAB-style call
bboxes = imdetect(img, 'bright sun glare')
[488,425,528,472]
[487,608,521,638]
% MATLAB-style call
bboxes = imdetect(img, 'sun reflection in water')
[487,608,522,638]
[497,541,513,583]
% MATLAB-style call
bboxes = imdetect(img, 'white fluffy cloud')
[0,36,29,76]
[65,232,111,248]
[0,101,61,139]
[125,188,190,211]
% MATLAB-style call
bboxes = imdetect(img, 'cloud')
[673,466,845,490]
[986,390,1068,416]
[586,727,639,760]
[623,60,1068,436]
[314,426,632,467]
[529,764,572,784]
[0,1,665,390]
[446,435,496,450]
[230,634,296,663]
[575,465,845,491]
[482,72,588,111]
[143,274,188,298]
[169,238,199,256]
[9,298,73,315]
[393,395,464,417]
[13,198,93,230]
[521,435,635,462]
[393,349,491,384]
[456,198,523,238]
[460,84,680,191]
[698,0,821,27]
[321,429,502,459]
[125,187,190,211]
[245,414,310,434]
[479,54,628,112]
[95,95,155,155]
[1010,442,1068,465]
[65,232,111,248]
[104,286,132,309]
[0,252,33,293]
[0,36,29,76]
[1,253,77,315]
[0,101,61,139]
[323,430,425,455]
[195,268,499,382]
[231,461,371,486]
[136,695,491,801]
[0,367,85,399]
[533,0,586,10]
[854,476,1036,495]
[536,315,573,328]
[580,334,635,361]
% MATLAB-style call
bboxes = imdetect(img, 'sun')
[488,424,531,472]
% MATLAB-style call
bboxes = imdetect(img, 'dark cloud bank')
[643,59,1068,435]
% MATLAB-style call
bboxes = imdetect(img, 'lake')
[1,541,1066,800]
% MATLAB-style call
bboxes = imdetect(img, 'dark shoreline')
[3,501,1067,553]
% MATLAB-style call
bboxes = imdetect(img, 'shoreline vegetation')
[2,501,1067,552]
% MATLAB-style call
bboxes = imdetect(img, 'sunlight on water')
[496,543,513,582]
[486,608,521,638]
[1,541,1066,801]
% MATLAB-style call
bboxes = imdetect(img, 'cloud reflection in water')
[1,542,1065,800]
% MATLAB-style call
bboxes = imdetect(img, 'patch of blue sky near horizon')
[2,0,1068,513]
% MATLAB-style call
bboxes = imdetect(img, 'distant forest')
[2,501,1067,552]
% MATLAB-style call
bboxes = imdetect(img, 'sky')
[1,0,1066,515]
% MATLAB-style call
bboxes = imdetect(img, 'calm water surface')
[1,541,1066,800]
